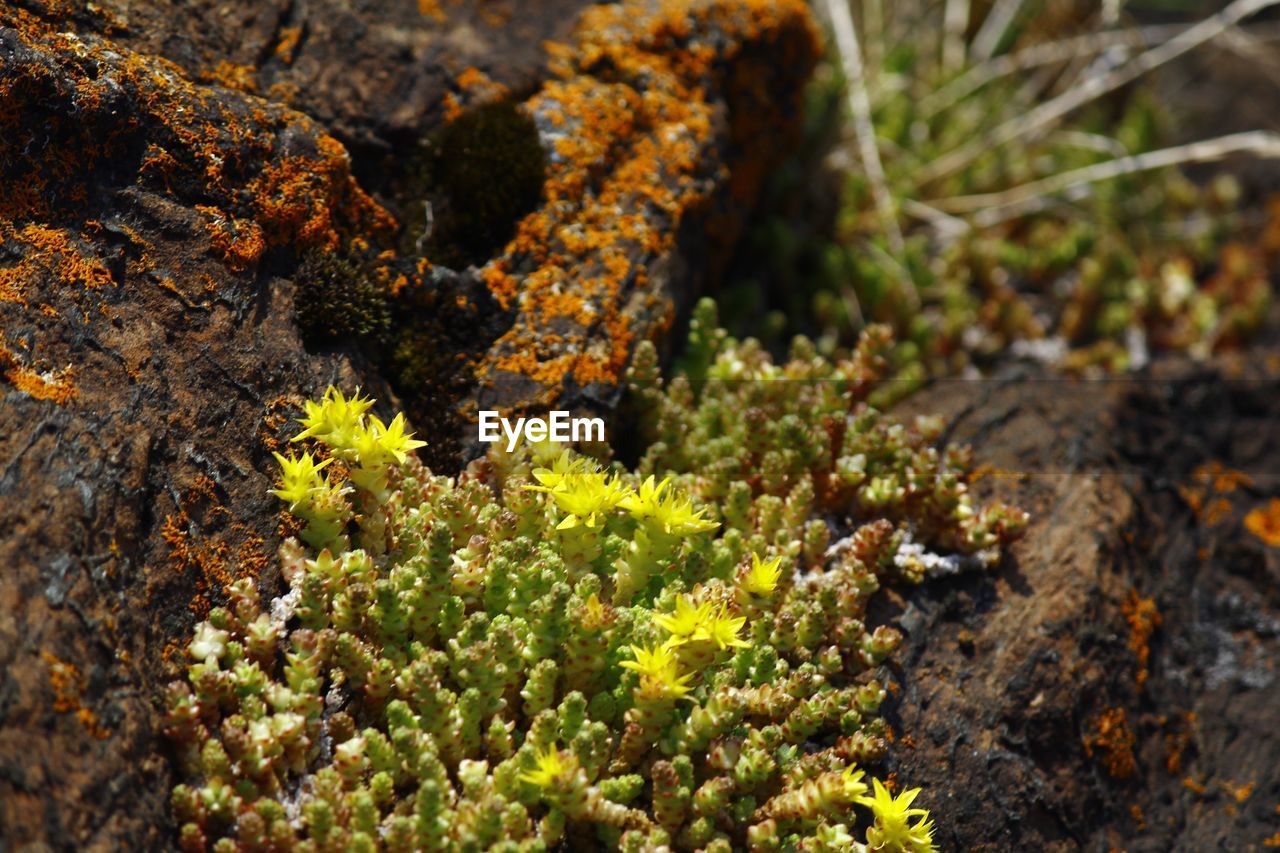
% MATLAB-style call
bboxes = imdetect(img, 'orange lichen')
[0,222,113,403]
[0,342,77,404]
[469,0,818,405]
[1129,803,1146,831]
[1084,707,1136,779]
[251,135,394,250]
[1122,588,1161,690]
[478,2,513,28]
[417,0,447,23]
[162,512,231,617]
[1210,466,1253,494]
[0,222,114,307]
[197,206,267,272]
[1222,780,1255,803]
[443,67,510,121]
[274,27,303,64]
[161,637,191,668]
[2,26,394,264]
[1179,462,1255,527]
[1244,498,1280,546]
[1164,711,1196,774]
[233,525,271,580]
[257,395,297,454]
[42,652,110,739]
[161,494,265,618]
[1264,832,1280,848]
[457,66,495,92]
[277,510,304,542]
[200,60,259,94]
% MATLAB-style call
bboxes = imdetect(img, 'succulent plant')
[166,300,1025,851]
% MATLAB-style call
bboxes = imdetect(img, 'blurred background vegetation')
[722,0,1280,383]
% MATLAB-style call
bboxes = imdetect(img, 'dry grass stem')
[820,0,917,305]
[935,130,1280,227]
[918,0,1280,185]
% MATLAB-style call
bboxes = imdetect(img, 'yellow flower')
[697,607,750,651]
[290,387,425,472]
[370,412,427,463]
[653,595,714,643]
[742,552,784,596]
[654,595,750,651]
[529,451,587,492]
[291,386,374,446]
[351,413,427,467]
[528,468,630,530]
[857,779,935,853]
[581,593,612,631]
[619,644,693,698]
[270,451,332,506]
[519,745,575,789]
[840,766,868,800]
[619,476,718,536]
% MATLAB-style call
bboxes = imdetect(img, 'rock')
[0,1,820,847]
[1,13,394,845]
[61,0,586,147]
[460,0,821,422]
[883,356,1280,850]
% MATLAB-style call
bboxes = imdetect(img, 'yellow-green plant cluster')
[165,302,1025,851]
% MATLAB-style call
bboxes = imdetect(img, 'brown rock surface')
[10,0,583,145]
[884,360,1280,850]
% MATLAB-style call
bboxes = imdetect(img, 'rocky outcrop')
[0,1,818,847]
[884,358,1280,850]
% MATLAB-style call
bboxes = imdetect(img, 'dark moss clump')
[293,251,391,345]
[389,327,446,398]
[409,100,547,268]
[384,267,514,470]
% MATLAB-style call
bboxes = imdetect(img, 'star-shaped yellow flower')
[698,608,750,651]
[619,643,693,698]
[519,745,576,789]
[619,475,718,536]
[857,779,935,853]
[291,386,374,446]
[270,451,332,507]
[653,594,714,643]
[741,552,784,596]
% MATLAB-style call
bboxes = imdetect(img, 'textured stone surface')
[885,359,1280,850]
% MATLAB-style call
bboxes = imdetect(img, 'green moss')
[387,326,435,389]
[293,251,392,345]
[407,100,548,268]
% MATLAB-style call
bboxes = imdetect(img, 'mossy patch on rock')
[405,100,548,269]
[293,251,393,346]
